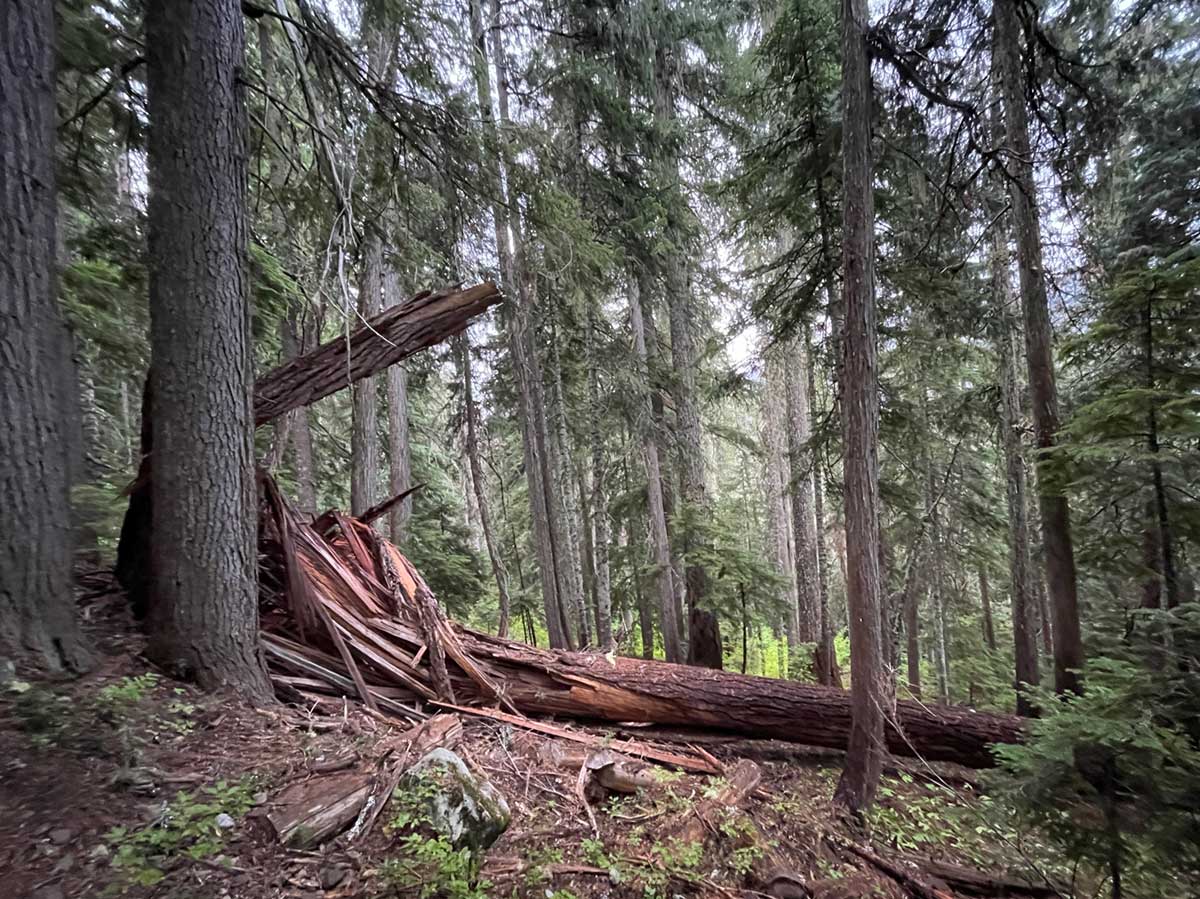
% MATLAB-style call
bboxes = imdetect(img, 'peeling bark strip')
[253,282,502,426]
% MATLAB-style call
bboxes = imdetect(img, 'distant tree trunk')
[808,346,840,687]
[1142,296,1179,609]
[1141,499,1162,610]
[470,0,570,648]
[143,0,270,698]
[902,557,923,697]
[654,38,710,629]
[978,568,997,651]
[995,0,1083,695]
[833,0,886,815]
[630,273,682,662]
[993,232,1040,713]
[457,332,512,637]
[548,333,589,646]
[383,269,413,543]
[280,314,318,516]
[763,354,799,652]
[785,338,823,670]
[587,309,614,651]
[351,230,383,517]
[920,381,951,702]
[0,0,91,673]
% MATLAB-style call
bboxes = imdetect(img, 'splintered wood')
[256,473,1024,769]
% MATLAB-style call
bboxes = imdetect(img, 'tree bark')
[548,333,589,646]
[630,273,682,662]
[587,309,614,651]
[785,338,823,660]
[763,353,799,652]
[0,0,91,673]
[281,314,318,516]
[144,0,270,698]
[903,555,923,698]
[994,0,1084,695]
[978,568,997,652]
[469,0,572,649]
[808,346,840,687]
[456,332,512,637]
[834,0,886,814]
[383,269,413,544]
[654,37,710,629]
[351,230,383,518]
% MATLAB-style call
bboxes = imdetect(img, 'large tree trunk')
[630,274,682,662]
[457,332,512,637]
[384,269,413,544]
[785,338,823,660]
[144,0,270,698]
[834,0,887,815]
[351,231,383,517]
[994,0,1083,695]
[460,637,1022,769]
[548,334,589,646]
[0,0,91,673]
[902,557,923,698]
[807,345,840,687]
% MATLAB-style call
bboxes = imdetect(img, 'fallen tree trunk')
[257,484,1024,770]
[453,633,1023,769]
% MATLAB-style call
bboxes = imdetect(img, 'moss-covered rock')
[401,748,511,853]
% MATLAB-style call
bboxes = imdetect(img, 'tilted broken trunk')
[117,283,502,613]
[257,477,1024,769]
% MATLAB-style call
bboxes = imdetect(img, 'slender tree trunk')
[994,0,1084,695]
[1143,297,1179,609]
[384,268,413,543]
[144,0,270,698]
[281,314,318,516]
[903,557,923,698]
[979,568,997,651]
[548,333,589,646]
[351,230,383,517]
[588,309,614,651]
[763,353,799,651]
[469,0,571,648]
[457,332,512,637]
[808,345,839,687]
[785,338,823,667]
[0,0,91,672]
[834,0,886,814]
[630,272,682,662]
[654,38,710,629]
[993,207,1041,714]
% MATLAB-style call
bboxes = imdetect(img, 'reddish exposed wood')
[673,758,761,844]
[254,283,501,426]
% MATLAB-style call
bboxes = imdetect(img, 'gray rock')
[215,813,236,830]
[48,827,73,846]
[319,865,348,890]
[401,748,510,853]
[32,884,64,899]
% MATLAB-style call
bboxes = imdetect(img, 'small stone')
[89,844,110,862]
[32,885,64,899]
[319,865,348,890]
[252,791,269,806]
[53,853,76,874]
[215,813,236,829]
[49,827,73,846]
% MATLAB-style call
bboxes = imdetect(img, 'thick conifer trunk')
[834,0,886,813]
[0,0,91,673]
[383,269,413,544]
[994,0,1083,695]
[763,355,799,652]
[587,310,614,651]
[144,0,270,698]
[786,339,823,658]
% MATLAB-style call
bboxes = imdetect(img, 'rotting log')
[454,632,1024,769]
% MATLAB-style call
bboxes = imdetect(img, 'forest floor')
[2,598,1068,899]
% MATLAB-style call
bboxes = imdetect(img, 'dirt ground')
[1,599,1060,899]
